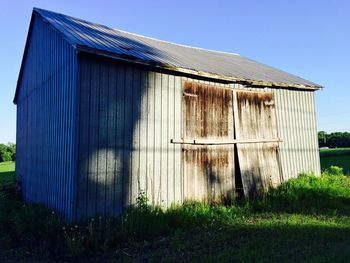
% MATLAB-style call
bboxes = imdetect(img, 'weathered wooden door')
[180,82,281,202]
[233,91,282,197]
[182,82,235,202]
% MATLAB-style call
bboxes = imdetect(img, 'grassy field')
[2,162,350,262]
[0,162,15,189]
[320,148,350,174]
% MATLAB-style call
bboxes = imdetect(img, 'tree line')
[0,143,16,162]
[318,131,350,148]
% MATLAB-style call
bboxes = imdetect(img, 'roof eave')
[13,11,37,104]
[76,44,322,91]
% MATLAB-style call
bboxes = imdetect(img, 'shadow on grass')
[131,223,350,263]
[0,171,15,183]
[2,171,350,261]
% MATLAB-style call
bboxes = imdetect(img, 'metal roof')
[33,8,322,89]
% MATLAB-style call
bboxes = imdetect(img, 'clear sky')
[0,0,349,143]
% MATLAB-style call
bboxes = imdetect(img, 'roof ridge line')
[116,29,240,56]
[34,7,240,57]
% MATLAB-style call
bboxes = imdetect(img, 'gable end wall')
[15,14,78,220]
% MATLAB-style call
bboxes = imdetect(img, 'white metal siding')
[76,56,320,218]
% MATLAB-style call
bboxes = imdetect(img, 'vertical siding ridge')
[113,64,118,215]
[122,67,126,210]
[96,63,101,215]
[105,63,110,215]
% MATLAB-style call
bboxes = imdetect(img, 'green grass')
[2,163,350,262]
[320,148,350,174]
[0,161,15,183]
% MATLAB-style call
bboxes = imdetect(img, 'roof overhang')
[14,8,322,105]
[76,45,322,91]
[13,11,38,104]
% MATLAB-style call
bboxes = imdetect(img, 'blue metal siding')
[15,14,77,220]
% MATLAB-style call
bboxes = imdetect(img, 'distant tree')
[7,143,16,161]
[318,131,350,148]
[0,143,16,162]
[318,131,327,147]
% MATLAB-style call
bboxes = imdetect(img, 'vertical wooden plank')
[233,90,281,197]
[182,81,235,203]
[212,86,222,201]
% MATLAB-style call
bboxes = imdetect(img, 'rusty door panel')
[182,82,235,202]
[233,91,281,197]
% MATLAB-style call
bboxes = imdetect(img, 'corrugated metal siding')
[15,15,77,220]
[30,8,320,89]
[76,56,183,218]
[76,55,320,218]
[275,89,321,179]
[15,9,321,221]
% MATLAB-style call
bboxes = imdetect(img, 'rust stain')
[182,81,234,203]
[237,91,273,104]
[234,90,281,198]
[183,145,231,201]
[183,81,232,139]
[236,91,275,133]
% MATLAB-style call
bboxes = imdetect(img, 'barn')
[14,8,321,220]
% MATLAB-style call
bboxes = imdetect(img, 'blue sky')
[0,0,349,143]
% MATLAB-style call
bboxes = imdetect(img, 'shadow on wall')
[63,11,177,217]
[74,27,175,219]
[77,58,146,219]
